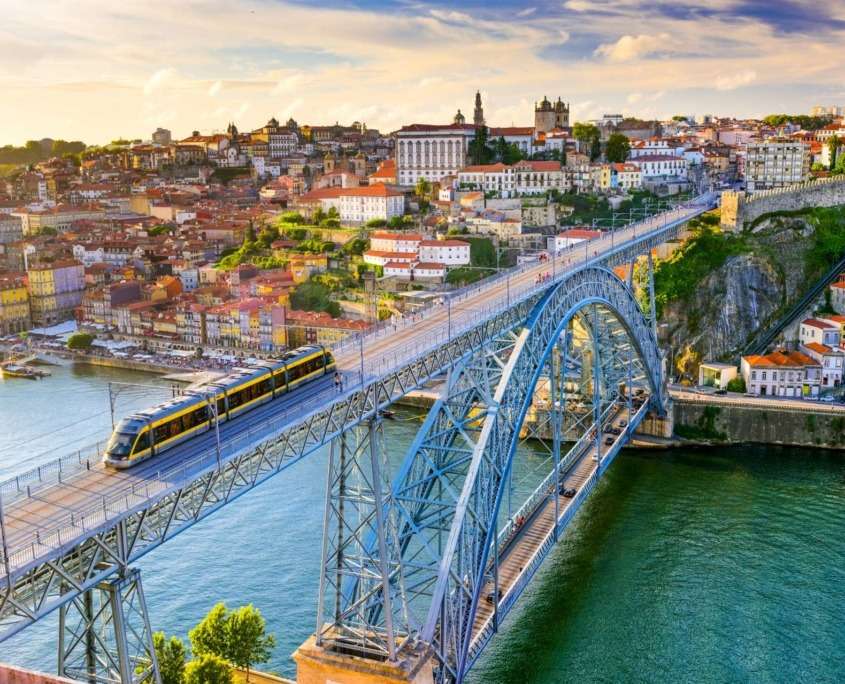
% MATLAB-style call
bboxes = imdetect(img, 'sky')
[2,0,845,145]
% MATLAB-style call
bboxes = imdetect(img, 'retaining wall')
[720,177,845,231]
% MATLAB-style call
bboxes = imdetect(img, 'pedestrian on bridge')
[335,372,343,393]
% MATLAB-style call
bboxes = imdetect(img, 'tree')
[828,135,842,171]
[605,133,631,163]
[224,604,275,681]
[573,122,601,161]
[189,603,275,682]
[257,225,280,248]
[189,603,230,660]
[150,632,186,684]
[313,207,326,225]
[468,126,494,165]
[726,376,746,393]
[184,654,232,684]
[67,332,95,350]
[414,178,432,201]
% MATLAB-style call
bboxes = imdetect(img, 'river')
[1,362,844,681]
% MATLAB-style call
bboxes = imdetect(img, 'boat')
[0,362,49,380]
[1,363,39,379]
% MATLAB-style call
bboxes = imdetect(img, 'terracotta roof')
[419,239,470,247]
[558,229,601,239]
[371,232,422,241]
[802,318,835,329]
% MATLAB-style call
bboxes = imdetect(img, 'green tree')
[184,654,232,684]
[468,126,494,165]
[67,332,95,350]
[225,605,275,682]
[605,133,631,163]
[189,603,230,660]
[573,122,601,161]
[313,207,326,225]
[257,225,280,248]
[828,135,842,171]
[726,376,746,393]
[150,632,186,684]
[280,211,305,224]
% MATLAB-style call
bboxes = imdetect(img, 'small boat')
[1,362,49,380]
[1,363,39,379]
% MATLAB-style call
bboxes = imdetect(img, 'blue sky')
[1,0,844,143]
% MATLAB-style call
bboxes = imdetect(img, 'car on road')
[714,388,727,395]
[820,395,836,403]
[604,436,614,446]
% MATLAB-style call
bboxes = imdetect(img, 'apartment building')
[26,260,86,327]
[744,138,810,191]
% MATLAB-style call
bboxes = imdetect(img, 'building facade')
[745,138,810,191]
[395,124,476,185]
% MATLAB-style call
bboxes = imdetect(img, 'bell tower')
[473,91,485,127]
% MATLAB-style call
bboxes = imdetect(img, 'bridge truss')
[316,266,664,682]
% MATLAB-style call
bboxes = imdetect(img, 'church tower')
[453,109,466,125]
[473,91,485,127]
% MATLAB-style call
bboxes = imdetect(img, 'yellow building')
[0,276,31,334]
[26,260,86,327]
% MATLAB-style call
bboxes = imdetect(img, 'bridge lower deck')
[470,405,635,645]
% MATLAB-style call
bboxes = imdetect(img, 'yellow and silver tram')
[104,345,335,469]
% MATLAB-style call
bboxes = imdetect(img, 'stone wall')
[673,398,845,449]
[0,664,77,683]
[720,177,845,231]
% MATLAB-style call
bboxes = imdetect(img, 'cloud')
[594,34,671,62]
[563,1,598,11]
[517,7,537,17]
[272,73,305,95]
[208,80,222,96]
[715,69,757,91]
[143,68,177,96]
[627,92,642,104]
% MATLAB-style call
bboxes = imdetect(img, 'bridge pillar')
[293,633,435,684]
[58,567,159,684]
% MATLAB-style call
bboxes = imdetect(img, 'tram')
[104,345,335,469]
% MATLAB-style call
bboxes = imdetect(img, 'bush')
[184,654,232,684]
[726,376,746,393]
[67,332,95,350]
[281,211,305,224]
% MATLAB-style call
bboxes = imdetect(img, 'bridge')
[0,195,715,683]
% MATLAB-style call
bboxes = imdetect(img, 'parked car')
[820,395,835,403]
[714,388,727,395]
[604,436,614,446]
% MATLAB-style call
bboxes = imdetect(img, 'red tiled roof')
[802,318,835,329]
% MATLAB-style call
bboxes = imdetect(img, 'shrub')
[67,332,95,350]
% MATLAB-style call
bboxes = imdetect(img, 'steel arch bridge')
[0,197,714,683]
[315,265,664,683]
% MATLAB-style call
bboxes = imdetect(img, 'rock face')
[658,217,817,367]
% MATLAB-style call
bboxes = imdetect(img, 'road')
[0,198,713,575]
[669,386,845,413]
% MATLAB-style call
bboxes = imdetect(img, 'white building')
[744,138,810,191]
[418,240,470,266]
[370,232,422,254]
[456,160,568,197]
[800,342,844,387]
[799,318,840,347]
[740,351,821,398]
[298,186,405,224]
[395,123,476,185]
[548,228,602,253]
[338,186,405,224]
[630,154,689,181]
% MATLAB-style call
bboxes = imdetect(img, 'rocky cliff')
[647,208,845,377]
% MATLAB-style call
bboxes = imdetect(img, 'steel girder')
[58,567,159,684]
[330,266,663,682]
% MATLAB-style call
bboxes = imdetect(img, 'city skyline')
[3,0,845,144]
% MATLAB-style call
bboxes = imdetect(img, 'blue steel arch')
[360,266,664,682]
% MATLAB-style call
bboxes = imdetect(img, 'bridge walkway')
[470,405,633,645]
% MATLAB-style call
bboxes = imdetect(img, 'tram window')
[217,398,226,415]
[228,391,242,409]
[134,431,150,453]
[260,378,273,395]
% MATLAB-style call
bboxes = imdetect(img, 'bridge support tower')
[58,567,160,684]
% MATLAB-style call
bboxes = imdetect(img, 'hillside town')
[1,94,844,363]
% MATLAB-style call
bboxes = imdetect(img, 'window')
[134,431,150,453]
